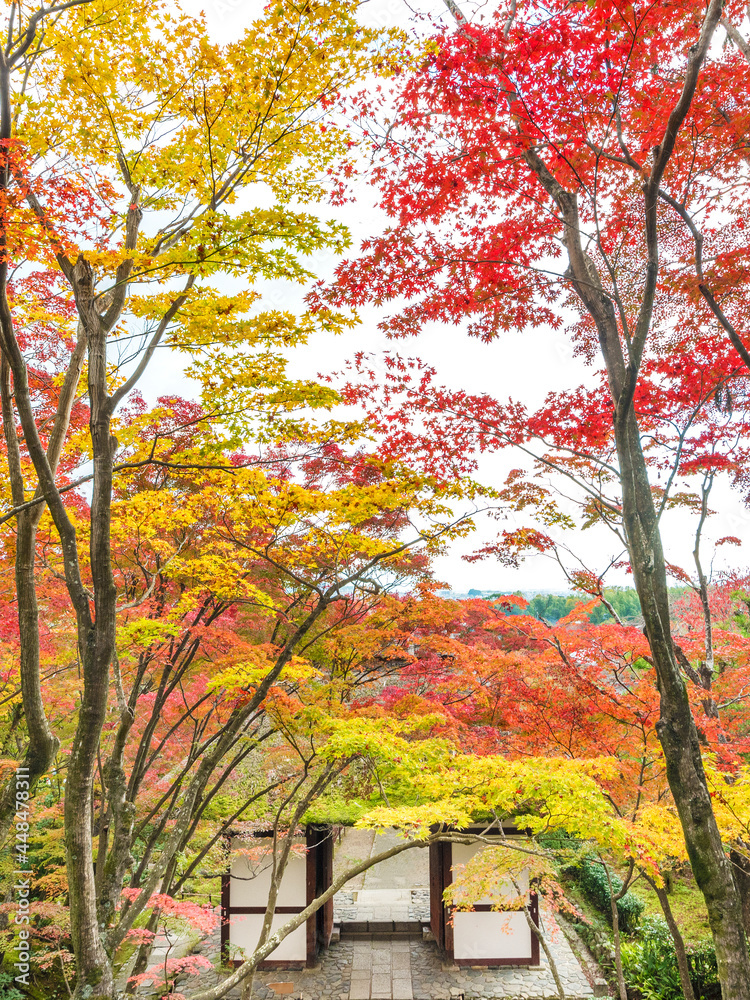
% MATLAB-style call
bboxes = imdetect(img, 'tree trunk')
[435,0,750,985]
[603,859,628,1000]
[615,409,750,998]
[730,849,750,941]
[124,906,161,995]
[643,872,697,1000]
[521,61,750,986]
[0,329,60,846]
[7,509,60,807]
[65,614,116,1000]
[524,905,565,1000]
[0,295,86,832]
[64,261,118,1000]
[240,971,256,1000]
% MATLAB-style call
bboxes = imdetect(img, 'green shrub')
[687,940,721,999]
[621,916,720,1000]
[537,831,581,852]
[0,971,24,1000]
[567,856,645,933]
[621,917,683,999]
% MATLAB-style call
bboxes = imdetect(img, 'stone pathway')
[350,938,413,1000]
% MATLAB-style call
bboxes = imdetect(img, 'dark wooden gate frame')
[220,824,334,969]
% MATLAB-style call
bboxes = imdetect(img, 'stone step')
[340,919,424,939]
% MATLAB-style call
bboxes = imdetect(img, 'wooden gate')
[221,824,334,969]
[429,830,540,966]
[222,824,539,969]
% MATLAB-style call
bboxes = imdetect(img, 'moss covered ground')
[626,872,711,945]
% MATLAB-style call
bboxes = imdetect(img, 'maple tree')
[313,0,750,994]
[0,0,446,995]
[368,586,750,1000]
[5,404,472,999]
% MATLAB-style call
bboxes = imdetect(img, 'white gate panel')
[450,838,535,964]
[453,910,533,961]
[228,912,307,963]
[229,838,307,907]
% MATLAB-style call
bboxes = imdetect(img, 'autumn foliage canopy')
[4,0,750,998]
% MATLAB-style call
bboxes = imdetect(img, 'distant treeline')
[493,588,645,624]
[490,587,693,624]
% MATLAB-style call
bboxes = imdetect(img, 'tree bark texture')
[730,849,750,941]
[613,358,750,1000]
[63,262,119,998]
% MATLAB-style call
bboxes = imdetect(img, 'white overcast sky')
[154,0,750,595]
